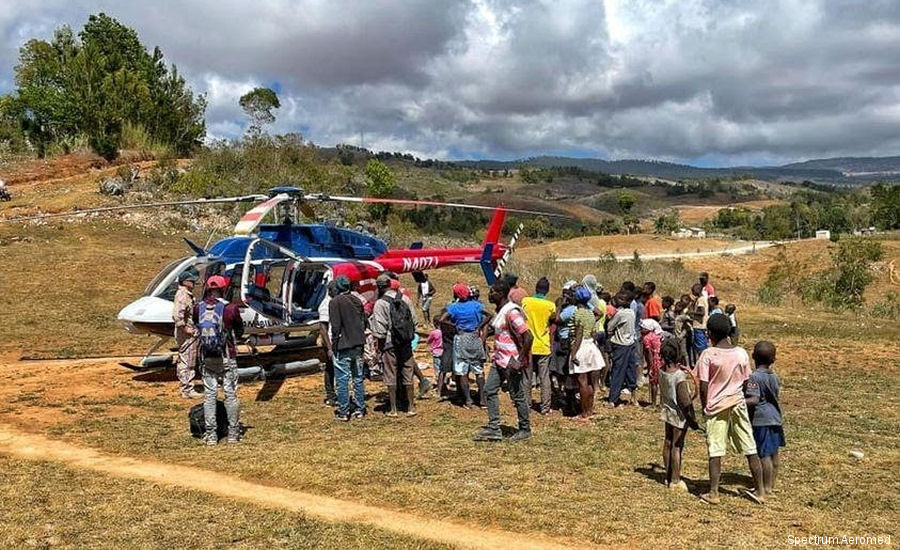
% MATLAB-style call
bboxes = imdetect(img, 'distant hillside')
[456,155,900,185]
[782,156,900,176]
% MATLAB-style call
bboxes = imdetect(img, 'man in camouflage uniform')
[173,267,202,399]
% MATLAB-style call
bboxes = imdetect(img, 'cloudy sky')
[1,0,899,165]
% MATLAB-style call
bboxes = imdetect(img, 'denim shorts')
[752,425,785,458]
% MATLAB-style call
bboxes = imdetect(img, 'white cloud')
[1,0,899,163]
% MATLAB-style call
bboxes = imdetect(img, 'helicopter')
[5,185,562,368]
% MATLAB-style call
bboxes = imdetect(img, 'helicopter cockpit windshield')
[240,238,329,325]
[146,256,227,302]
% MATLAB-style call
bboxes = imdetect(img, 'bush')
[871,291,900,319]
[121,121,173,159]
[801,238,884,309]
[756,247,797,305]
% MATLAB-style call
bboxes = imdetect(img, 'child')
[640,319,663,408]
[426,316,444,386]
[744,341,784,495]
[725,304,740,343]
[708,296,723,316]
[659,340,698,492]
[697,314,766,505]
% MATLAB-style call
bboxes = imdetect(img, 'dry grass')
[0,314,896,549]
[0,162,898,548]
[674,199,785,225]
[0,220,193,358]
[0,456,448,549]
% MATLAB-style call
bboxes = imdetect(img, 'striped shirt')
[491,302,529,368]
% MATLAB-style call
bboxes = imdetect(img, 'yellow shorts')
[706,401,757,458]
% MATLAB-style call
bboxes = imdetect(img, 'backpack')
[387,295,416,344]
[188,401,228,439]
[197,301,227,358]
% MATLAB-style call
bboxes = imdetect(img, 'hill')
[782,156,900,176]
[456,155,900,185]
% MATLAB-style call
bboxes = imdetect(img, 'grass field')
[0,158,898,548]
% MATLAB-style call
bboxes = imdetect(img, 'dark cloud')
[1,0,899,164]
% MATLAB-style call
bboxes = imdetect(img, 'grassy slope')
[0,219,193,358]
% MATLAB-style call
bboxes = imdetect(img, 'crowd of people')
[174,266,785,505]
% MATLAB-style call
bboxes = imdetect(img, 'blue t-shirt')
[745,367,782,426]
[446,300,484,332]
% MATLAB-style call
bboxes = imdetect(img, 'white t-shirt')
[318,294,331,324]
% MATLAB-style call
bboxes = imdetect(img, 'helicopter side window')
[245,260,290,320]
[289,267,328,323]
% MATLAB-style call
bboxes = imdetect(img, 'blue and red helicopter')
[1,186,562,364]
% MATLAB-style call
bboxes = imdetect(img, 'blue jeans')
[334,346,366,417]
[608,343,637,403]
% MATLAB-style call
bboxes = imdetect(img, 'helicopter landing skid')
[139,336,173,369]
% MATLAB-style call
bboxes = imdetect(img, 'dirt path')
[0,424,588,550]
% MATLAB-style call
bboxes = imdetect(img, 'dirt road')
[0,424,584,550]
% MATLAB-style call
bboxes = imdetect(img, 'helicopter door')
[287,263,331,325]
[239,238,330,326]
[240,238,299,323]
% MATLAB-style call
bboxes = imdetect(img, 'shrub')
[800,238,884,309]
[871,291,900,319]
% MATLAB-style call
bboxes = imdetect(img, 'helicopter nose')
[117,296,172,324]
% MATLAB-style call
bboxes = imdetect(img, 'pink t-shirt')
[491,303,529,368]
[702,283,716,298]
[696,346,751,416]
[426,329,443,357]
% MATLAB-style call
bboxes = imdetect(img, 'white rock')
[849,450,864,459]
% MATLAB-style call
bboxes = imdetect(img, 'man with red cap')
[194,275,244,445]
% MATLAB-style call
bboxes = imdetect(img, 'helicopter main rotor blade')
[0,194,268,224]
[303,194,571,218]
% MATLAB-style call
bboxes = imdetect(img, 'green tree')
[12,13,205,159]
[365,159,395,222]
[239,87,280,135]
[830,238,884,306]
[654,210,680,234]
[617,191,635,214]
[870,184,900,230]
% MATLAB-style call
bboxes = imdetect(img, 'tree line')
[706,185,899,240]
[0,13,205,160]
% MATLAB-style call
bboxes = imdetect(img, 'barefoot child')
[426,316,444,386]
[640,319,663,408]
[697,314,766,505]
[659,340,698,492]
[744,341,784,494]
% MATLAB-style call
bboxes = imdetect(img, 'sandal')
[699,492,720,505]
[743,489,766,505]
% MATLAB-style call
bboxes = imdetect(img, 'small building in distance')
[815,229,831,240]
[672,227,706,239]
